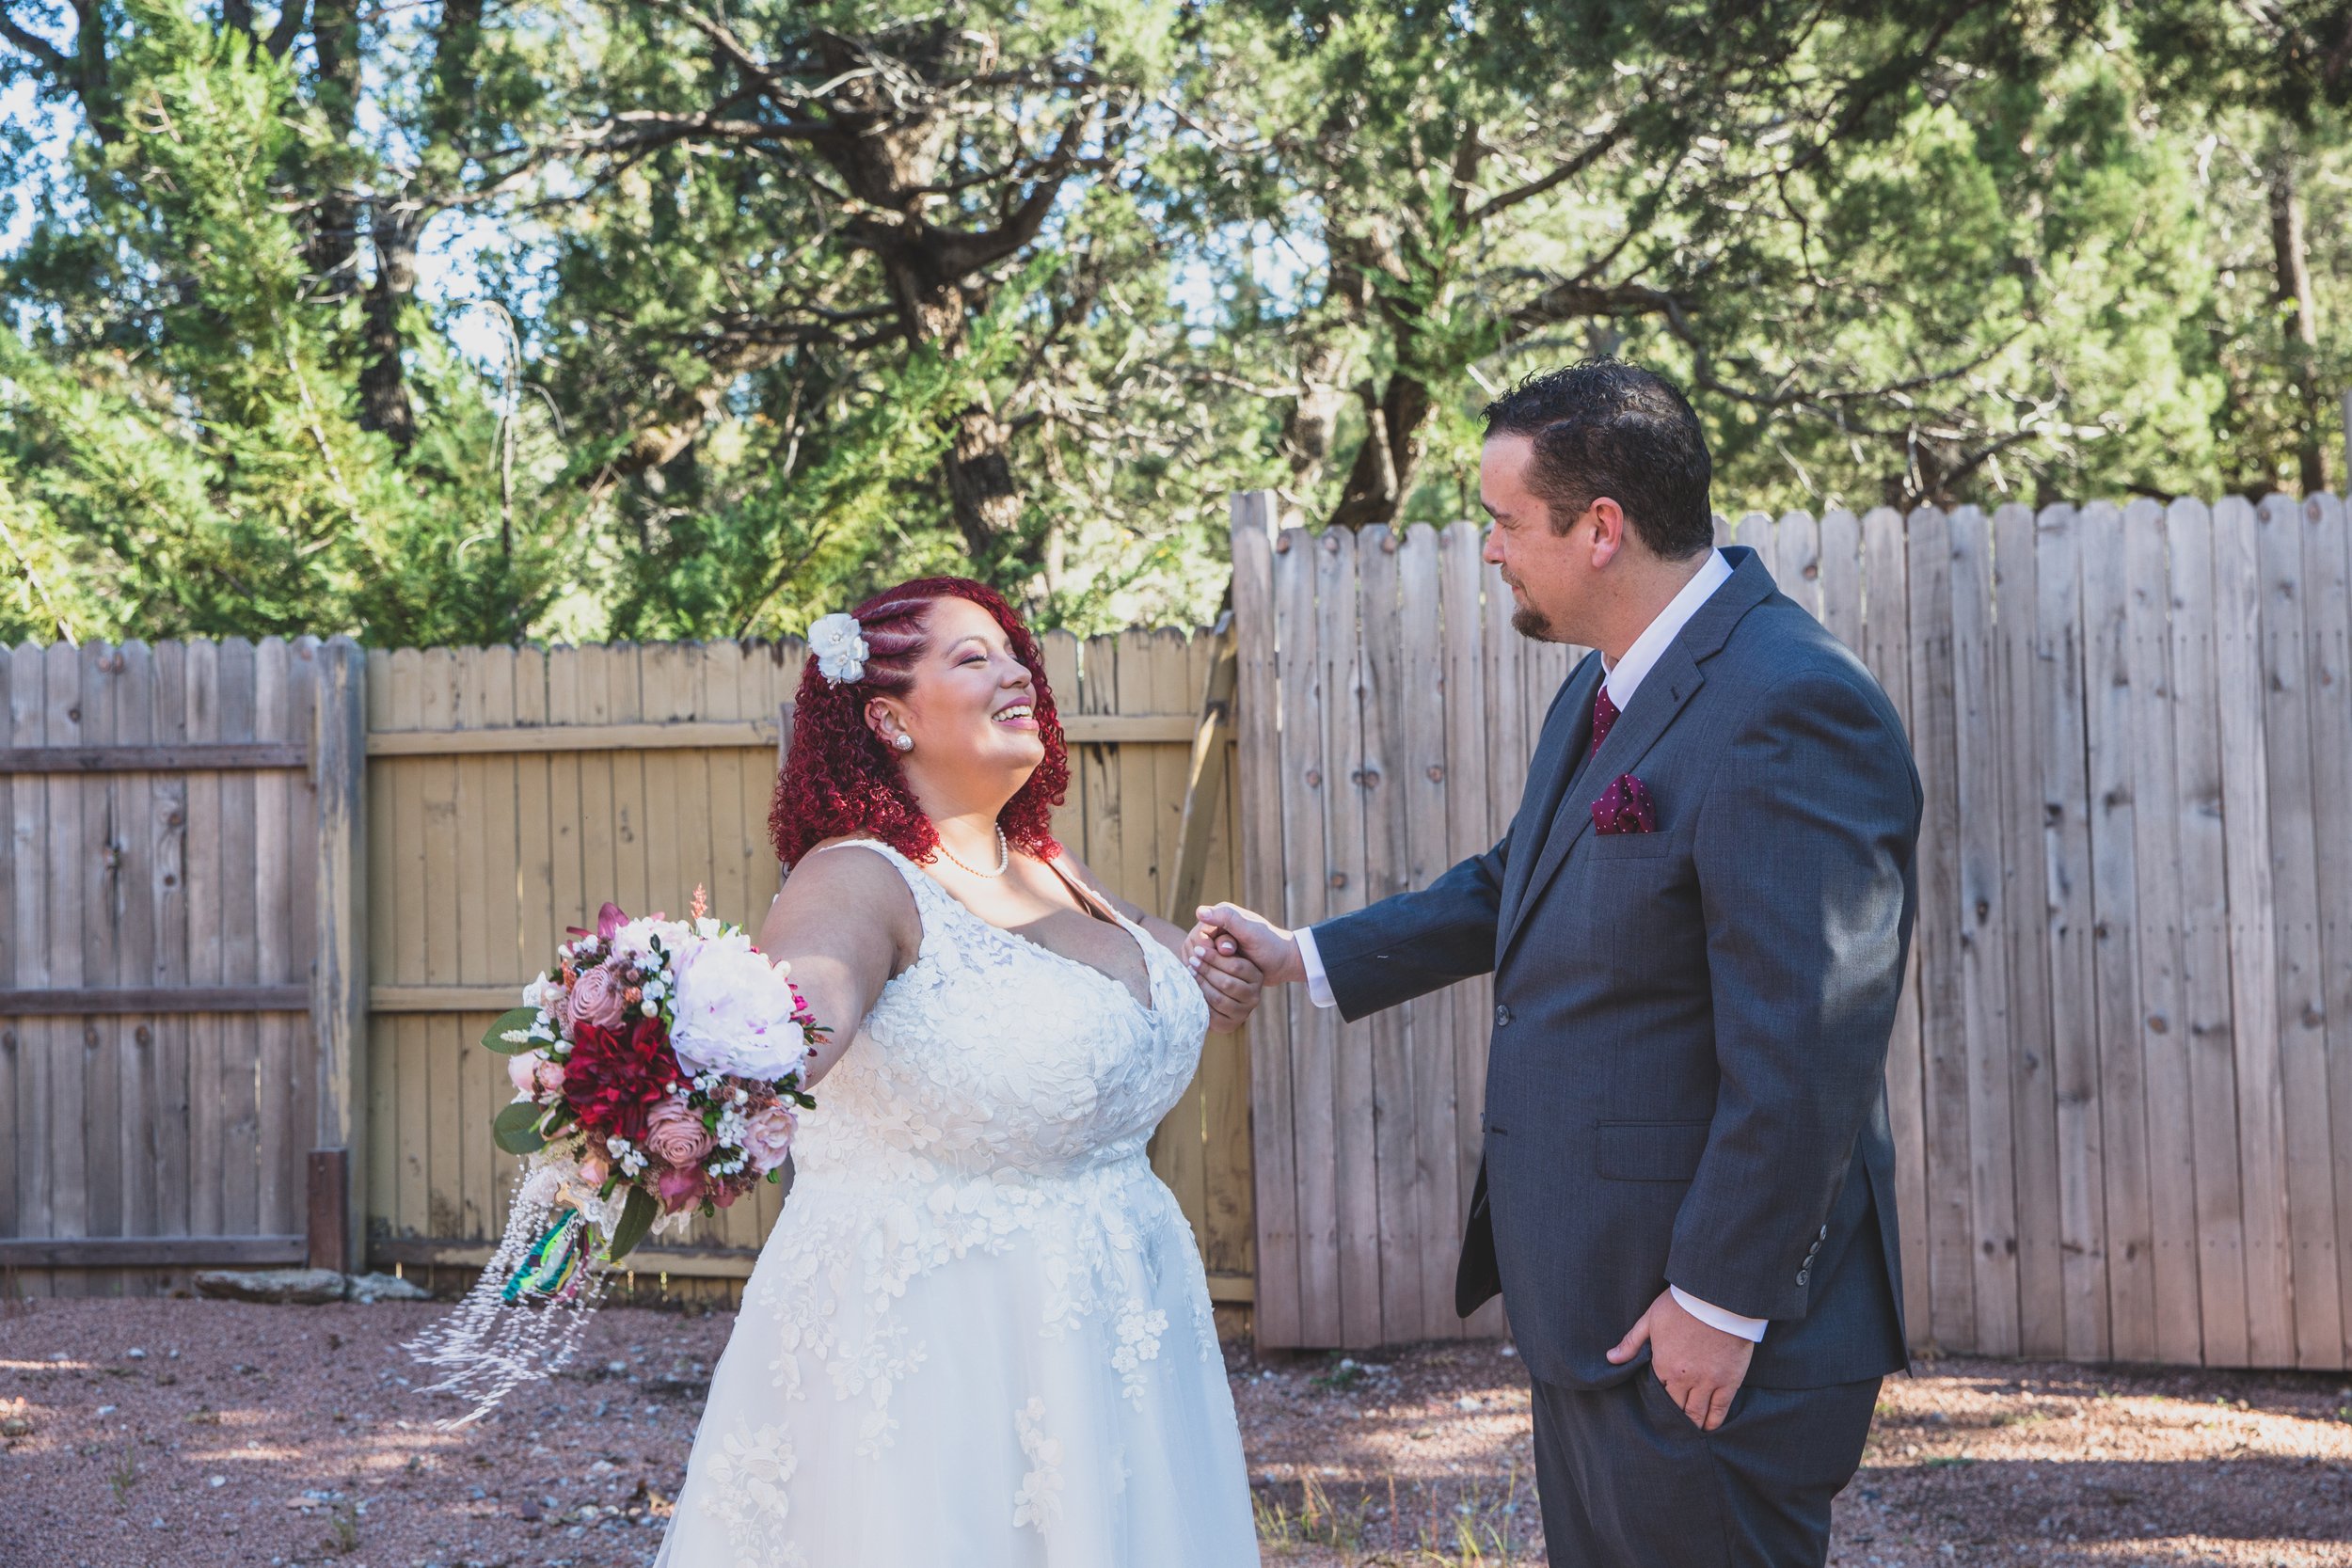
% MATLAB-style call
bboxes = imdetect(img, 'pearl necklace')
[937,824,1011,879]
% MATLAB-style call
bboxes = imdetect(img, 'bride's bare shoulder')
[770,837,921,937]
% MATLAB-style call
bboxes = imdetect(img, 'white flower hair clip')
[807,612,869,686]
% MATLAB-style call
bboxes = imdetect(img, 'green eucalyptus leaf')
[481,1006,545,1055]
[492,1098,548,1154]
[606,1184,659,1262]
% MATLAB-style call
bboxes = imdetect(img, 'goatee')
[1511,603,1555,641]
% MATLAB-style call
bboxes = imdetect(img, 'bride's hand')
[1187,930,1264,1032]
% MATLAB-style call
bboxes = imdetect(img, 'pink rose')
[644,1096,715,1168]
[506,1050,564,1099]
[739,1102,798,1173]
[578,1149,611,1186]
[567,962,628,1031]
[654,1162,707,1214]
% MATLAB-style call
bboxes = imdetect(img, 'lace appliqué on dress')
[1112,1304,1171,1402]
[702,1424,808,1568]
[1011,1396,1065,1532]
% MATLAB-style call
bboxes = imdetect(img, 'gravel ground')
[3,1296,2349,1567]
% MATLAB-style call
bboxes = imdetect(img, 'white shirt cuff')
[1671,1285,1768,1342]
[1295,925,1337,1009]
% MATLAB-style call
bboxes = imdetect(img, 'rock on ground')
[191,1270,356,1307]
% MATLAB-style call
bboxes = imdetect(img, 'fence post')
[1166,613,1238,925]
[310,636,368,1273]
[1228,488,1300,1343]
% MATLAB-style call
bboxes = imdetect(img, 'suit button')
[1796,1269,1810,1286]
[1820,1225,1830,1240]
[1495,1005,1513,1027]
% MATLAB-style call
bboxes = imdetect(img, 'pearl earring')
[893,734,914,752]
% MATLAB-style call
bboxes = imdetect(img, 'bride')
[653,577,1265,1566]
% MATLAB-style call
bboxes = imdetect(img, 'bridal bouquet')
[408,889,824,1423]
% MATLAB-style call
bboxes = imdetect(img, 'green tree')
[2127,0,2352,494]
[1,0,575,642]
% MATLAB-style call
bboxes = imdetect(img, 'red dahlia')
[561,1017,680,1142]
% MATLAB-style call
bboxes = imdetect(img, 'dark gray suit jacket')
[1314,547,1915,1393]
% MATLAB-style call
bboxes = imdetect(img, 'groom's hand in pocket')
[1607,1288,1755,1433]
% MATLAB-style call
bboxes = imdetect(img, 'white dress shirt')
[1295,548,1768,1342]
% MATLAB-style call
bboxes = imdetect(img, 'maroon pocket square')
[1591,773,1658,834]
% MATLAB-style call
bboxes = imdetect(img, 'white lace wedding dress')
[651,840,1260,1566]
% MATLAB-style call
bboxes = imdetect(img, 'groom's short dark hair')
[1481,360,1714,560]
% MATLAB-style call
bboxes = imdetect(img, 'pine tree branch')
[0,7,73,81]
[1461,121,1626,226]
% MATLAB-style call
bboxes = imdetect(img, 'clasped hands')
[1184,900,1755,1433]
[1182,900,1297,1031]
[1184,905,1276,1032]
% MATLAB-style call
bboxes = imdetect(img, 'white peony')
[807,612,869,685]
[669,933,808,1082]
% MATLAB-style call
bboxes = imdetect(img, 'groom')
[1196,360,1916,1564]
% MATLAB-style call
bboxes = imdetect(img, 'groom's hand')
[1606,1288,1755,1433]
[1188,902,1308,988]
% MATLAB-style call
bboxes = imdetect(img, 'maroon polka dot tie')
[1591,686,1619,756]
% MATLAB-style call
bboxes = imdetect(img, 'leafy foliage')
[1,0,2345,646]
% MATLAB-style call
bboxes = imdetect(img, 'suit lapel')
[1495,548,1780,964]
[1497,653,1604,930]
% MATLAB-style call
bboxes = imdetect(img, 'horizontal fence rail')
[1236,492,2352,1369]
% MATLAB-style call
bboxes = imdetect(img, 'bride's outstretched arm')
[755,842,922,1088]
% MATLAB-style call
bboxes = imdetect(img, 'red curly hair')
[769,577,1069,868]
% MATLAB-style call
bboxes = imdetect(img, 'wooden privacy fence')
[1,631,1252,1307]
[1234,491,2352,1370]
[0,639,367,1289]
[10,490,2352,1371]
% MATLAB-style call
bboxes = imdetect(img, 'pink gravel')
[3,1296,2349,1566]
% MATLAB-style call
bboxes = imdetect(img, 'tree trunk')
[359,206,419,446]
[306,0,363,302]
[1279,341,1347,529]
[946,400,1025,562]
[1326,371,1435,531]
[879,256,1033,567]
[429,0,485,147]
[2268,148,2328,496]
